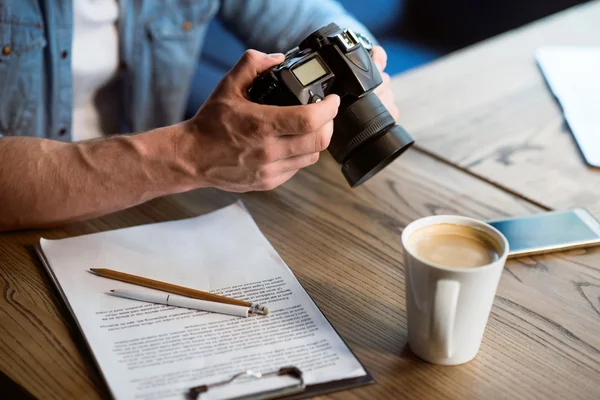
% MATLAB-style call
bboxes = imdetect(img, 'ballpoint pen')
[109,289,252,318]
[90,268,269,315]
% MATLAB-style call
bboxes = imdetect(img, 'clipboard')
[35,245,375,400]
[186,365,374,400]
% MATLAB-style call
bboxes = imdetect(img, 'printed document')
[39,203,366,399]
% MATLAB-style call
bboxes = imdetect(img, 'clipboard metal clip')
[186,366,305,400]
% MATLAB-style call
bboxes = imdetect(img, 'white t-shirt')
[71,0,120,141]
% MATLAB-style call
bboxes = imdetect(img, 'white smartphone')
[487,208,600,258]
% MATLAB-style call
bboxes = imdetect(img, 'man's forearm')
[0,123,198,231]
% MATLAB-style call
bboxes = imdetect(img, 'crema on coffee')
[406,223,500,268]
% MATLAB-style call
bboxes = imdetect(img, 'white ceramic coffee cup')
[401,215,509,365]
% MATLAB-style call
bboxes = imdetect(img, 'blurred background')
[185,0,589,117]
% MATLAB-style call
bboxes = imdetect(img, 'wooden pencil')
[89,268,250,307]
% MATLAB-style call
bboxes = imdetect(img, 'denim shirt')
[0,0,371,141]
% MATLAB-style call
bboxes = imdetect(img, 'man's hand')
[371,46,400,121]
[182,50,340,192]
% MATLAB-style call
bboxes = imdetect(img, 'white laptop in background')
[536,47,600,167]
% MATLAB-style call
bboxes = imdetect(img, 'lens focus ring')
[329,93,396,163]
[336,113,395,162]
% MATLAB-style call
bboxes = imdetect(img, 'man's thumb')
[228,50,284,90]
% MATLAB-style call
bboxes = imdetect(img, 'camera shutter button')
[309,94,323,103]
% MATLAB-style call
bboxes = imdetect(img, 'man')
[0,0,398,231]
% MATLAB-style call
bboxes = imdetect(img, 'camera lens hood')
[341,125,414,187]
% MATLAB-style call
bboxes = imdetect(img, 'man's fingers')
[277,121,333,158]
[382,71,391,86]
[256,150,320,184]
[263,94,340,135]
[374,72,391,95]
[274,153,320,175]
[258,153,319,184]
[379,91,399,120]
[254,169,299,191]
[227,50,285,92]
[371,46,387,72]
[377,90,399,120]
[373,71,398,119]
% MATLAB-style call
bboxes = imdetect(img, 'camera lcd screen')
[292,58,328,86]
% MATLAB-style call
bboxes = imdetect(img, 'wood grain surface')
[391,0,600,218]
[2,149,600,399]
[3,3,600,398]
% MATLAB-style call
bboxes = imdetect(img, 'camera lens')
[328,92,414,187]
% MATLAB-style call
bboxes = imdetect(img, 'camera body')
[249,23,380,108]
[248,23,414,187]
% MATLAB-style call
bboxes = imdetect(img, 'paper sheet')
[535,47,600,167]
[40,203,365,399]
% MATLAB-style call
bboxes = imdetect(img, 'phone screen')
[488,210,600,254]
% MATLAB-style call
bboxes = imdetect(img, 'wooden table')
[2,2,600,399]
[391,0,600,219]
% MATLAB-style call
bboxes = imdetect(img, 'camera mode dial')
[299,23,340,51]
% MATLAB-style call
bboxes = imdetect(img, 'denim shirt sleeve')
[218,0,376,54]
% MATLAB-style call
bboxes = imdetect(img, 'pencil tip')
[110,290,114,292]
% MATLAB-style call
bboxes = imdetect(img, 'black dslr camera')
[248,23,414,187]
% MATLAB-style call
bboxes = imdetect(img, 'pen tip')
[110,289,114,292]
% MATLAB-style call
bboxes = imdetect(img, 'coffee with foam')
[406,223,500,268]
